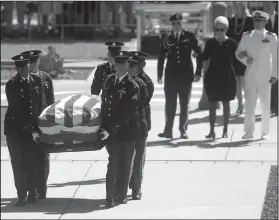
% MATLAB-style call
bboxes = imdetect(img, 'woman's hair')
[214,16,229,28]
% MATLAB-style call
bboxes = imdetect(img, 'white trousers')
[243,80,271,135]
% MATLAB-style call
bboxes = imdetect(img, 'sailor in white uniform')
[235,10,278,140]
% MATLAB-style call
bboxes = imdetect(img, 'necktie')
[175,33,179,43]
[115,78,119,86]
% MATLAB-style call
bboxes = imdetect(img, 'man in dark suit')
[264,1,278,115]
[21,50,55,199]
[157,13,203,139]
[99,51,140,208]
[4,54,44,206]
[91,41,124,97]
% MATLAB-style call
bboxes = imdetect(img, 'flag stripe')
[54,95,75,126]
[45,99,61,123]
[40,132,100,144]
[72,95,92,126]
[63,94,82,127]
[39,114,101,128]
[82,95,102,123]
[41,124,100,135]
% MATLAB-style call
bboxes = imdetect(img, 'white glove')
[99,128,110,140]
[32,132,40,143]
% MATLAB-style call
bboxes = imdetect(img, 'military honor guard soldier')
[21,50,55,199]
[91,41,124,97]
[127,51,154,200]
[4,54,45,206]
[124,53,149,200]
[157,13,203,139]
[99,51,140,208]
[130,51,154,133]
[235,10,278,140]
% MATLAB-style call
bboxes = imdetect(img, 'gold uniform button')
[108,114,111,116]
[30,112,32,115]
[30,106,32,109]
[177,61,180,63]
[21,89,23,92]
[177,56,180,59]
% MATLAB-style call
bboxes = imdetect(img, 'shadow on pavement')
[175,108,206,116]
[147,138,262,148]
[188,114,262,125]
[48,178,106,188]
[197,139,262,148]
[1,197,108,214]
[147,139,216,148]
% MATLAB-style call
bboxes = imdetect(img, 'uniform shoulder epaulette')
[267,31,276,36]
[184,28,194,34]
[97,62,109,68]
[243,30,252,35]
[130,77,139,89]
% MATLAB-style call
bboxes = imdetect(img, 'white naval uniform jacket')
[235,29,278,86]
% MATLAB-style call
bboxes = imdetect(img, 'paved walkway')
[1,106,277,219]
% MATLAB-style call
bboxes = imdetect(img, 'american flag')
[39,94,102,145]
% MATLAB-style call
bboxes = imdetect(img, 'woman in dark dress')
[227,2,254,113]
[203,16,237,139]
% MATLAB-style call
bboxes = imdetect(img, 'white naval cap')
[252,10,270,20]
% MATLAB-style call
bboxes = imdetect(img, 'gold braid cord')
[162,31,175,49]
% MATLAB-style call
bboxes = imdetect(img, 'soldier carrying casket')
[4,54,44,206]
[21,49,55,200]
[99,51,140,208]
[91,41,124,98]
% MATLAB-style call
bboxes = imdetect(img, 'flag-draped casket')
[38,94,104,152]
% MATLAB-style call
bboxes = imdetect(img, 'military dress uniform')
[157,13,203,138]
[101,51,140,207]
[236,11,278,139]
[91,41,124,97]
[128,51,154,200]
[131,51,155,132]
[4,54,44,206]
[21,50,55,199]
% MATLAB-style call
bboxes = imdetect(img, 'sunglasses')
[214,28,226,32]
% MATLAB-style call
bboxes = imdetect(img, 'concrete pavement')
[1,57,277,219]
[1,104,277,218]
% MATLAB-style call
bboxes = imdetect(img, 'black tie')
[115,78,120,86]
[175,33,179,43]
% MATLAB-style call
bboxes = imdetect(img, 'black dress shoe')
[205,131,215,139]
[15,197,27,207]
[158,132,173,139]
[27,191,37,203]
[222,130,228,138]
[38,193,46,199]
[119,197,128,204]
[132,192,142,200]
[106,199,115,208]
[180,133,188,139]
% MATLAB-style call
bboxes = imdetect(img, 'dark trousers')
[271,81,278,113]
[6,136,38,200]
[129,138,146,193]
[164,82,192,134]
[37,146,50,194]
[106,141,135,200]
